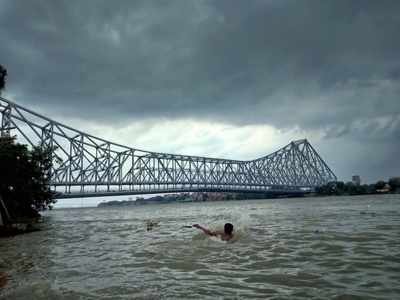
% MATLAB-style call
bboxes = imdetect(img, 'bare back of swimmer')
[193,223,234,241]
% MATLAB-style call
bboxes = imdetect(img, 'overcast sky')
[1,0,399,201]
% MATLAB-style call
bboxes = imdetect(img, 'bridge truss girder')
[0,97,337,198]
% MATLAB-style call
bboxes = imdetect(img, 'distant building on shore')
[352,175,361,186]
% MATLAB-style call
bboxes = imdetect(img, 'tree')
[335,181,345,192]
[388,177,400,192]
[374,180,386,190]
[343,181,354,194]
[0,137,56,219]
[0,64,7,92]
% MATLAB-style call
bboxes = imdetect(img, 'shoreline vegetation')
[0,136,55,238]
[315,178,400,196]
[98,178,400,208]
[0,65,55,238]
[98,192,289,207]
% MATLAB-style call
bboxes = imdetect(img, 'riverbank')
[97,190,399,208]
[0,224,39,238]
[315,178,400,196]
[0,217,40,238]
[97,192,297,207]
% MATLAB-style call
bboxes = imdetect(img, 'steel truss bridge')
[0,97,336,199]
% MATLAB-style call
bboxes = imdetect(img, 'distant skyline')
[1,1,399,190]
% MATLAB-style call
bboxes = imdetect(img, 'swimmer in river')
[192,223,234,241]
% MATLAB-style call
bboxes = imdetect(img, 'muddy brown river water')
[1,194,399,299]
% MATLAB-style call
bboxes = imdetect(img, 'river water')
[0,194,399,299]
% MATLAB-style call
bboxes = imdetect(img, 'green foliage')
[0,64,7,92]
[374,180,386,190]
[315,181,337,195]
[316,178,398,196]
[388,177,400,191]
[0,137,56,218]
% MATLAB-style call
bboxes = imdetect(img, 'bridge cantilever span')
[1,97,337,198]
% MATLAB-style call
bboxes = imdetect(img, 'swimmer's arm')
[192,224,217,236]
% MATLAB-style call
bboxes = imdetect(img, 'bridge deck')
[55,187,312,199]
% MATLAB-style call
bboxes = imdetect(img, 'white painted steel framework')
[0,97,337,198]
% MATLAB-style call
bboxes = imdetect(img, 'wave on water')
[1,195,399,299]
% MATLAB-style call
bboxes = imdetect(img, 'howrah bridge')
[0,97,337,199]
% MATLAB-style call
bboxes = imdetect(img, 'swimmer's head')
[224,223,233,235]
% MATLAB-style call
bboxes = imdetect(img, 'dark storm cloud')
[0,0,399,181]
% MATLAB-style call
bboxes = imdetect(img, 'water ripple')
[1,194,399,299]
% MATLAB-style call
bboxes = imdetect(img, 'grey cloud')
[1,0,399,181]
